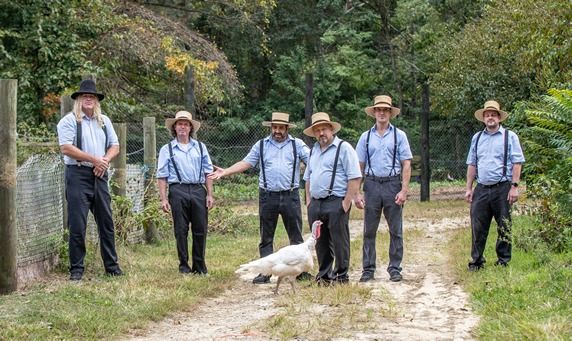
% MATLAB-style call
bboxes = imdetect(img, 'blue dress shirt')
[303,136,362,199]
[57,112,119,165]
[466,126,525,185]
[356,124,413,177]
[243,135,310,191]
[157,139,214,184]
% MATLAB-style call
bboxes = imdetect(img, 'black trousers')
[470,181,512,266]
[65,166,120,275]
[362,177,404,275]
[258,189,304,257]
[307,196,351,281]
[169,183,208,273]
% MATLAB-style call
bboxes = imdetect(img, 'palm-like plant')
[511,89,572,251]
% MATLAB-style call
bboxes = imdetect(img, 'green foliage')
[511,89,572,252]
[430,0,572,118]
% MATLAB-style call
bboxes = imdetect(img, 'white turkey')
[236,220,322,294]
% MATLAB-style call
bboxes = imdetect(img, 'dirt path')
[125,215,479,341]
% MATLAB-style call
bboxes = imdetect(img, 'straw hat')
[364,95,400,118]
[165,111,201,132]
[303,112,341,137]
[262,112,297,128]
[71,79,104,101]
[474,100,508,122]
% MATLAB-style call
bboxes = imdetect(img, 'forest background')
[0,0,570,249]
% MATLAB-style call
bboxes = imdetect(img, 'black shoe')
[494,260,508,267]
[192,270,209,277]
[252,274,271,284]
[69,272,83,281]
[359,272,375,283]
[468,264,484,272]
[106,269,124,277]
[179,266,192,274]
[296,272,312,281]
[389,271,402,282]
[315,277,332,287]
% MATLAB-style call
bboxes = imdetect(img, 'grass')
[0,215,261,340]
[447,214,572,340]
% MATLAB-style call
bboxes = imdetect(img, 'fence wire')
[16,153,64,265]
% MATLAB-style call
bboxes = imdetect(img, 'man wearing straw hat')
[355,95,412,283]
[57,79,123,281]
[465,100,524,271]
[209,112,311,284]
[157,111,214,275]
[303,112,362,284]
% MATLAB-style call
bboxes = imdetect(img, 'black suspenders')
[309,140,346,196]
[259,138,297,191]
[75,118,108,163]
[366,126,397,176]
[168,140,204,184]
[474,128,510,181]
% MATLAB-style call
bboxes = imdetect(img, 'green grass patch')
[0,215,261,340]
[448,214,572,340]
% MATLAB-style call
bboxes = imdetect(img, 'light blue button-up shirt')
[57,112,119,165]
[243,135,310,191]
[303,136,362,199]
[466,126,525,185]
[356,124,413,177]
[157,139,213,184]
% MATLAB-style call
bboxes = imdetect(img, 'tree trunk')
[420,82,431,201]
[304,73,314,146]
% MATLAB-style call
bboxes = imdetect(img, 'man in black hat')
[56,79,123,281]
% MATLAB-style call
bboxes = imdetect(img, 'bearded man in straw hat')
[355,95,413,283]
[465,100,525,271]
[157,111,214,275]
[57,79,123,281]
[303,112,362,285]
[209,112,311,284]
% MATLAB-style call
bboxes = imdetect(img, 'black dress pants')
[258,189,304,258]
[65,166,120,275]
[307,196,350,282]
[470,181,512,266]
[169,183,208,273]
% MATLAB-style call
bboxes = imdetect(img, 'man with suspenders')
[465,100,524,271]
[57,79,123,281]
[355,95,413,283]
[157,111,214,275]
[209,112,310,284]
[303,112,362,285]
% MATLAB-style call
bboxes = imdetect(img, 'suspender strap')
[103,125,109,152]
[76,121,82,151]
[328,140,345,195]
[389,126,397,176]
[290,139,297,190]
[168,142,183,184]
[259,139,267,190]
[366,129,373,176]
[474,130,484,179]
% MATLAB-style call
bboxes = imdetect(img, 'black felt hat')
[71,79,105,101]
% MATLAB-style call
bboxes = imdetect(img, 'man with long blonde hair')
[57,79,123,281]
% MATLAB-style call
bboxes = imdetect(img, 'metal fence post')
[60,95,73,238]
[143,117,158,243]
[0,79,18,294]
[111,123,127,197]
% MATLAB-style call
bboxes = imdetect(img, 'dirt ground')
[124,205,480,341]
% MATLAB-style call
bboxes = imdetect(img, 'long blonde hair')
[73,97,104,127]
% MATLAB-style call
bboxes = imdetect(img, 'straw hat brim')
[364,105,400,118]
[303,121,342,137]
[262,121,297,128]
[165,118,201,132]
[474,108,508,122]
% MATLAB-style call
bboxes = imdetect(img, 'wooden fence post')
[0,79,18,294]
[420,82,431,201]
[60,95,73,237]
[111,123,127,197]
[143,117,158,243]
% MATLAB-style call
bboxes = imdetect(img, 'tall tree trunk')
[304,73,314,146]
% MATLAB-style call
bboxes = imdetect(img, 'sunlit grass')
[447,215,572,340]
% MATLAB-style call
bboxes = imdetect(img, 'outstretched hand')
[207,165,225,181]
